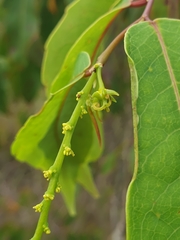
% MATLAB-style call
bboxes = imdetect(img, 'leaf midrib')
[151,21,180,109]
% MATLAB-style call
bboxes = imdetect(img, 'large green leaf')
[11,51,91,168]
[42,0,131,93]
[125,19,180,239]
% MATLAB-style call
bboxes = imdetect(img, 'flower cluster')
[43,224,51,234]
[87,88,119,112]
[91,88,119,112]
[33,203,43,213]
[43,169,56,181]
[43,193,54,201]
[86,63,119,113]
[62,122,73,134]
[63,145,75,157]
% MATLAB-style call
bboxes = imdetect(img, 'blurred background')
[0,0,173,239]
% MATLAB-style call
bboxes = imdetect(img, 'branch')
[30,72,97,240]
[142,0,154,20]
[85,16,143,71]
[85,0,155,72]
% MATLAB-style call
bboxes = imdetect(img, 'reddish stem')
[85,0,155,76]
[142,0,154,20]
[131,0,147,8]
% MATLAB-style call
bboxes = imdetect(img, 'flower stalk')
[30,62,119,240]
[30,71,96,240]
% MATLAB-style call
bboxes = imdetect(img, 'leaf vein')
[151,21,180,110]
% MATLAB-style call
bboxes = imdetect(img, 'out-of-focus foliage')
[0,0,70,113]
[1,0,176,239]
[11,1,132,220]
[0,0,40,111]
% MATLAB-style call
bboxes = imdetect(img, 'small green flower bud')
[94,62,103,68]
[62,122,73,134]
[80,105,87,118]
[56,186,61,193]
[43,169,56,180]
[76,91,84,101]
[63,145,75,157]
[33,202,43,212]
[43,193,54,201]
[43,224,51,234]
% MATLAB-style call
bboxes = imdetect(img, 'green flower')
[33,202,43,212]
[90,88,119,112]
[63,145,75,157]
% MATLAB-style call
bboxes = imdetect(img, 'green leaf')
[72,51,91,78]
[59,141,101,216]
[11,78,99,169]
[77,164,99,198]
[59,161,78,216]
[42,0,131,93]
[11,50,90,167]
[42,0,113,89]
[125,19,180,239]
[60,162,100,215]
